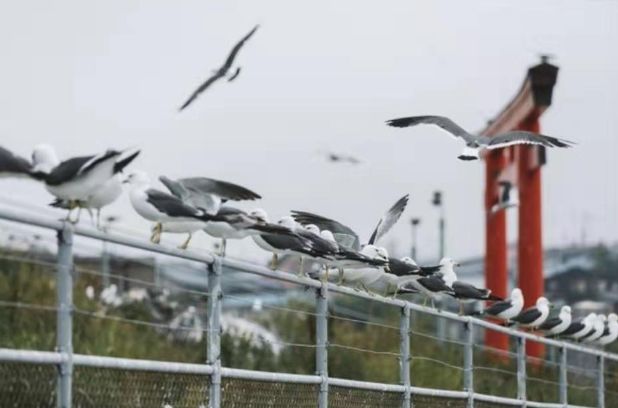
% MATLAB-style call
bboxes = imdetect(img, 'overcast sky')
[1,0,617,263]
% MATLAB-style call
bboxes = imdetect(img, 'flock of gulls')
[1,24,615,348]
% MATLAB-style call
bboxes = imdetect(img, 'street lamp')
[432,191,445,260]
[410,218,421,259]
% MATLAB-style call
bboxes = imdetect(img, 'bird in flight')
[179,24,260,111]
[385,115,575,161]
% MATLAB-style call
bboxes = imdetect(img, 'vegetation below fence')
[1,251,617,406]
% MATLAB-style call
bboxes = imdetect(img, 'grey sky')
[1,0,617,263]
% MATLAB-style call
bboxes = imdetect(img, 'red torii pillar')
[481,59,559,357]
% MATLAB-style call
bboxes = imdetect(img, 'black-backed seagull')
[385,115,575,161]
[407,272,454,309]
[127,171,215,249]
[160,175,261,216]
[539,305,572,336]
[562,313,596,340]
[596,313,618,346]
[388,257,441,277]
[473,288,524,323]
[291,194,409,269]
[581,315,606,343]
[179,24,259,111]
[510,297,551,329]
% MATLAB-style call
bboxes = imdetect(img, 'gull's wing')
[484,300,513,316]
[512,306,542,324]
[227,67,242,82]
[539,317,562,331]
[179,74,225,111]
[486,131,576,150]
[388,258,421,276]
[44,151,120,186]
[0,146,33,177]
[452,281,490,300]
[177,177,261,201]
[367,194,409,245]
[145,188,203,219]
[385,115,477,144]
[561,321,585,336]
[220,25,259,72]
[290,210,360,251]
[417,275,453,293]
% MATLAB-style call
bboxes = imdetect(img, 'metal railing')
[0,206,617,408]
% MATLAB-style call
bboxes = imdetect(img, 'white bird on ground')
[596,314,618,346]
[385,115,575,161]
[539,305,572,336]
[510,297,551,329]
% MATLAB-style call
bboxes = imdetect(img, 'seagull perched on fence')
[562,313,596,341]
[581,315,607,343]
[472,288,524,324]
[385,115,575,161]
[407,271,454,309]
[539,305,572,336]
[291,194,409,265]
[596,314,618,346]
[179,24,260,111]
[387,257,441,278]
[509,297,551,329]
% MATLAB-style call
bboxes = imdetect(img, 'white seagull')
[596,313,618,346]
[563,313,596,341]
[582,315,607,343]
[385,115,575,161]
[474,288,524,323]
[539,305,572,336]
[510,297,551,329]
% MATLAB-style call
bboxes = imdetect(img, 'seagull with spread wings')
[179,25,259,111]
[385,115,575,161]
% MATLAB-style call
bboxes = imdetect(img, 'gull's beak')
[455,262,461,267]
[122,178,130,184]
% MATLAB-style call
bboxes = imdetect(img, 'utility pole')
[432,191,446,341]
[410,218,421,259]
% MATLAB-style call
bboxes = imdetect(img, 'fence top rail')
[1,207,617,362]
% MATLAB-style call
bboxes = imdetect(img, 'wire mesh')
[221,377,316,407]
[411,393,467,408]
[329,385,403,408]
[473,339,518,399]
[73,366,209,408]
[606,358,618,407]
[525,341,561,403]
[0,362,56,408]
[566,349,599,407]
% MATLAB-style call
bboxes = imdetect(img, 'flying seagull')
[509,297,551,329]
[472,288,524,323]
[160,175,261,216]
[491,181,518,215]
[325,152,361,165]
[179,24,259,111]
[539,305,572,336]
[385,115,575,161]
[292,194,409,253]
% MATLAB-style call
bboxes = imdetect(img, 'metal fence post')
[559,345,568,407]
[597,355,605,408]
[516,337,526,405]
[207,257,223,408]
[463,320,474,408]
[316,281,329,408]
[400,304,411,408]
[56,223,74,408]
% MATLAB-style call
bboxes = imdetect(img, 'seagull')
[388,257,442,277]
[126,171,216,249]
[407,272,455,309]
[49,174,124,227]
[324,152,361,165]
[510,297,551,329]
[491,181,518,215]
[581,315,607,343]
[179,24,260,111]
[562,313,596,341]
[385,115,575,161]
[291,194,409,256]
[539,305,572,336]
[473,288,524,323]
[160,175,261,216]
[0,146,33,178]
[439,258,503,315]
[596,313,618,346]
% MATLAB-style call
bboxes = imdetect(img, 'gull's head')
[400,257,418,267]
[320,230,336,243]
[585,313,597,323]
[31,144,60,173]
[125,171,151,187]
[599,315,607,324]
[458,145,481,161]
[439,257,460,268]
[608,313,618,323]
[536,297,550,308]
[277,216,297,229]
[361,244,389,261]
[511,288,523,301]
[249,208,269,223]
[305,224,320,235]
[560,305,572,317]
